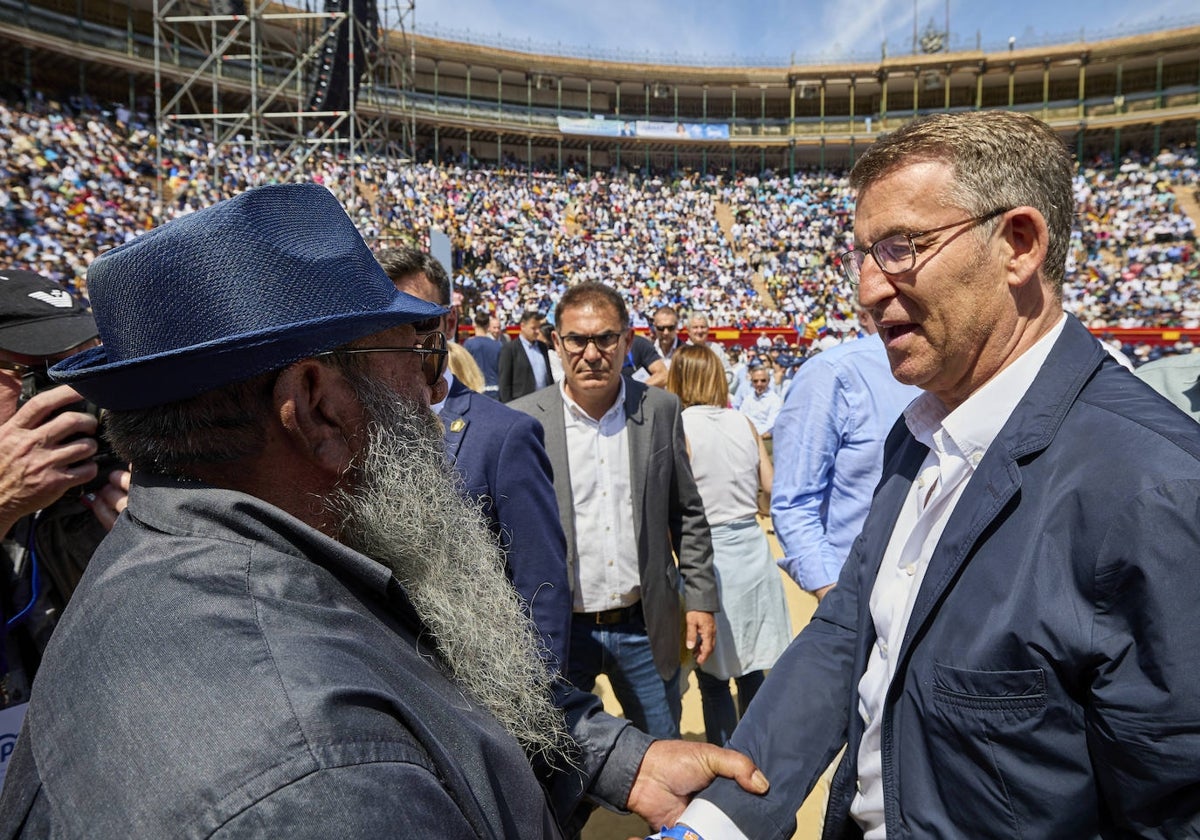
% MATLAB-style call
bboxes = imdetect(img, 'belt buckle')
[596,608,623,625]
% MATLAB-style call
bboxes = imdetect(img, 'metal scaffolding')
[151,0,415,208]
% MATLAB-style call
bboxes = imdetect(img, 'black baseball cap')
[0,269,99,357]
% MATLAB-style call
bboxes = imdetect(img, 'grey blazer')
[512,380,718,680]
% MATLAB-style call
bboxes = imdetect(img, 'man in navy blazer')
[673,113,1200,838]
[378,250,569,663]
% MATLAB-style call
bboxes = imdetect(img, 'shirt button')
[905,563,917,576]
[970,452,982,466]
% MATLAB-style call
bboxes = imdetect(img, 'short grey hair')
[104,354,368,476]
[849,111,1074,293]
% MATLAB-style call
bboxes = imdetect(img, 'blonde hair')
[447,342,485,393]
[666,343,728,409]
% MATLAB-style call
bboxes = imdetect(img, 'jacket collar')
[126,472,399,604]
[883,314,1105,669]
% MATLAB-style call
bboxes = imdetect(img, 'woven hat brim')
[50,303,445,411]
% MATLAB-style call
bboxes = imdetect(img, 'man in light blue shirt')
[772,322,918,598]
[737,365,783,456]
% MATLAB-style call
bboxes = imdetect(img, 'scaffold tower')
[151,0,416,208]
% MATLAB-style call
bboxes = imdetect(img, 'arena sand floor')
[582,519,826,840]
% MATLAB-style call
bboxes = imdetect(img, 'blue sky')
[406,0,1200,65]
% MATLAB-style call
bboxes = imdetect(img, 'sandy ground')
[581,518,829,840]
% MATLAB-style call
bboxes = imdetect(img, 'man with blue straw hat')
[0,183,557,837]
[0,183,763,839]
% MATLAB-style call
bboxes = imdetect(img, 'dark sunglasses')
[316,331,448,388]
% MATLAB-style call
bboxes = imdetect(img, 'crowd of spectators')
[2,92,1198,349]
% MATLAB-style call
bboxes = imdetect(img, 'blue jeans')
[568,611,681,739]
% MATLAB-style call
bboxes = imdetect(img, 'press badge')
[0,702,28,790]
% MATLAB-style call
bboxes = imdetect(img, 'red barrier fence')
[492,325,1200,349]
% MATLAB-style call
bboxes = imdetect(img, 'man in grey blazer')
[512,282,718,740]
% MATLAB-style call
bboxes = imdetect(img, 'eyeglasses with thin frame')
[838,207,1011,285]
[558,332,623,354]
[409,315,445,336]
[653,322,678,332]
[316,331,448,387]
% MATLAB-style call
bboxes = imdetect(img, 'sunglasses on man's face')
[317,331,448,388]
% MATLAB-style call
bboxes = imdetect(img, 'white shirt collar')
[430,368,455,415]
[905,314,1067,458]
[559,376,626,425]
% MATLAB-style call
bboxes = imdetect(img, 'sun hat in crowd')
[51,182,445,411]
[0,269,98,357]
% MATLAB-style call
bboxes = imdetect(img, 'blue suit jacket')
[701,315,1200,838]
[440,377,571,669]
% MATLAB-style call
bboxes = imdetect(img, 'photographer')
[0,270,128,787]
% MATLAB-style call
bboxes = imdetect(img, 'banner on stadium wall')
[634,120,730,140]
[557,117,625,137]
[556,117,729,140]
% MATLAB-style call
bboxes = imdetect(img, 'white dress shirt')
[560,380,641,612]
[675,316,1066,840]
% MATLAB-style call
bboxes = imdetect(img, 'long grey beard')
[327,379,570,765]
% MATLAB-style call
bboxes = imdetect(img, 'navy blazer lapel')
[897,316,1106,662]
[859,427,928,614]
[440,378,473,463]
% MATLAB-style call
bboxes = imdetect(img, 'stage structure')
[151,0,416,208]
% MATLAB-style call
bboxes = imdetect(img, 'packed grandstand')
[0,1,1198,362]
[3,97,1197,342]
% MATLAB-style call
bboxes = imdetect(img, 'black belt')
[576,603,642,625]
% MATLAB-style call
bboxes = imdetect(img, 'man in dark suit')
[512,282,717,741]
[499,309,552,402]
[377,249,768,834]
[378,248,571,668]
[674,112,1200,839]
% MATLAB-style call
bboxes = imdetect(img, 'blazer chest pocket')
[927,663,1052,835]
[932,663,1046,715]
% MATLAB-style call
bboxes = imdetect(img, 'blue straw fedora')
[51,183,445,410]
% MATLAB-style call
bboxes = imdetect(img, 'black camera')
[18,366,124,498]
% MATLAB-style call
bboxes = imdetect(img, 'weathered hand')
[626,739,768,830]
